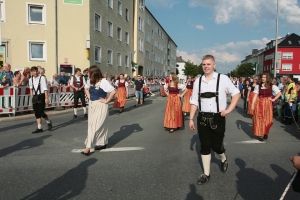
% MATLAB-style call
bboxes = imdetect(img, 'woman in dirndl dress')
[113,73,128,113]
[251,73,281,142]
[164,73,186,133]
[182,76,193,116]
[247,76,258,115]
[81,66,116,156]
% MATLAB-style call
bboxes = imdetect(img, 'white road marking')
[235,140,266,144]
[71,147,145,153]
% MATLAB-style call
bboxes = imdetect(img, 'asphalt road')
[0,95,300,200]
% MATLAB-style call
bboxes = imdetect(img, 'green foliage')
[183,60,200,77]
[229,63,255,77]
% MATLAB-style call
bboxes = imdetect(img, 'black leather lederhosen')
[197,74,226,155]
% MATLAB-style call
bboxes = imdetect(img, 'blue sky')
[146,0,300,74]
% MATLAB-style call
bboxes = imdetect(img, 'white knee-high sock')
[201,154,211,176]
[218,153,227,162]
[74,108,77,115]
[83,107,87,114]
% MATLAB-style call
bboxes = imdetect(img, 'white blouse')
[85,79,115,93]
[115,80,128,87]
[254,85,280,95]
[164,83,186,91]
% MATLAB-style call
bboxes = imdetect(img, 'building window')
[117,53,121,66]
[288,41,292,44]
[282,52,293,60]
[282,64,292,71]
[95,46,101,63]
[138,17,144,31]
[27,4,45,24]
[108,21,113,37]
[125,55,129,67]
[146,51,150,59]
[95,14,101,31]
[28,41,46,61]
[118,1,122,15]
[0,0,5,22]
[108,0,113,8]
[139,37,144,52]
[125,8,129,21]
[117,27,122,41]
[107,50,113,65]
[125,32,129,44]
[139,0,144,7]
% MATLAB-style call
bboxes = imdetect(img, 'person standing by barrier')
[284,75,297,125]
[58,69,68,87]
[113,73,128,113]
[81,65,116,156]
[0,63,14,87]
[164,72,186,133]
[12,71,25,86]
[29,66,53,133]
[182,76,193,116]
[83,68,89,84]
[70,68,87,119]
[189,55,240,185]
[134,75,145,107]
[247,76,258,116]
[251,73,281,141]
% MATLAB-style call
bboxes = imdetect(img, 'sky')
[146,0,300,74]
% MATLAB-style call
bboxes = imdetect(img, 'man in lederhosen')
[29,66,53,133]
[70,68,87,119]
[189,55,240,185]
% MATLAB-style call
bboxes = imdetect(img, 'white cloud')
[189,0,300,26]
[146,0,179,8]
[177,37,271,73]
[195,24,205,30]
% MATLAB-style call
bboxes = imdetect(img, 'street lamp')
[274,0,279,78]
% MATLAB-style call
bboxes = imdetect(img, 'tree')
[236,63,255,77]
[183,60,199,77]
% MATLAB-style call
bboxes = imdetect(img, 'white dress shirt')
[29,75,48,94]
[85,79,115,93]
[164,83,186,91]
[190,72,240,113]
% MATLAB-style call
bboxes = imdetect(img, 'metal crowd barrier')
[0,84,161,116]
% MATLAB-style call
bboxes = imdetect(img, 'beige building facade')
[0,0,177,79]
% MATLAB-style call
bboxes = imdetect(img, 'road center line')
[235,140,266,144]
[71,147,145,153]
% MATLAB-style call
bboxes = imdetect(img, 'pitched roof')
[176,56,186,63]
[278,33,300,47]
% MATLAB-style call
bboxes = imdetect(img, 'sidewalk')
[0,93,160,122]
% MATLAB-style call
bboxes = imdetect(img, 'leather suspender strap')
[216,73,221,112]
[32,76,42,95]
[198,76,202,111]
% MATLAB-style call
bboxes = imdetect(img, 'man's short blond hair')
[202,55,215,62]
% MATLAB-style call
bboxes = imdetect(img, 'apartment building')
[0,0,177,79]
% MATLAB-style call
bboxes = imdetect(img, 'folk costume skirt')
[247,91,256,115]
[182,88,193,113]
[252,97,273,137]
[164,94,183,129]
[113,87,126,108]
[85,100,109,148]
[160,85,167,97]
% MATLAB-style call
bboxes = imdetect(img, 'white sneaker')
[151,94,155,96]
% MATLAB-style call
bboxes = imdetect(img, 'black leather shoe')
[221,159,228,173]
[47,121,52,131]
[197,174,210,185]
[258,137,264,142]
[94,145,107,151]
[32,128,43,134]
[73,115,77,119]
[263,135,268,140]
[81,150,90,156]
[84,114,88,118]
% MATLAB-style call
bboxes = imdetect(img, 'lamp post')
[274,0,279,78]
